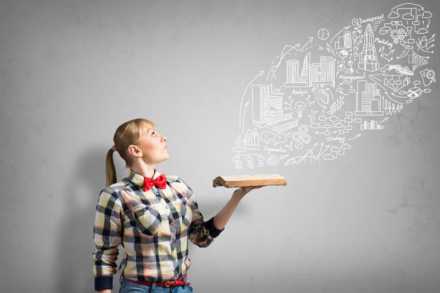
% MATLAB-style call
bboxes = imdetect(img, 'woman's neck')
[129,161,159,179]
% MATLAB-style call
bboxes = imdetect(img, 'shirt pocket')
[150,200,171,220]
[149,201,172,236]
[127,199,172,236]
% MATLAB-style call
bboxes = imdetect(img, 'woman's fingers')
[233,185,263,198]
[241,185,263,193]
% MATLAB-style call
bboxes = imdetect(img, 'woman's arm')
[188,186,263,247]
[175,178,262,247]
[93,189,123,292]
[212,186,262,230]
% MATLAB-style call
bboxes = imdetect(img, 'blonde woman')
[92,118,262,293]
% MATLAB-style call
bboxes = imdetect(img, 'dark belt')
[126,278,191,288]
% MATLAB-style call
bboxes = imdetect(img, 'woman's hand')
[232,185,263,200]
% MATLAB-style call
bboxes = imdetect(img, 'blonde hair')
[105,118,155,186]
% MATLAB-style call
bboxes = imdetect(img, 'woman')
[92,118,262,293]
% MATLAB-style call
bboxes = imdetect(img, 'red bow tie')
[143,174,167,192]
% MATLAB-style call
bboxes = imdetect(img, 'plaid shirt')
[92,169,224,291]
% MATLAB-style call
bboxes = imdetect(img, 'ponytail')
[105,146,117,186]
[106,118,155,186]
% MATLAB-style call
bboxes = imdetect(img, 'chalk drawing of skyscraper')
[334,29,352,50]
[286,52,310,86]
[355,80,384,116]
[358,23,379,72]
[310,56,336,87]
[251,84,285,125]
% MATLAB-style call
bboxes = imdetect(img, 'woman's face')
[135,126,169,164]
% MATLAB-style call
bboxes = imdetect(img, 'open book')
[212,174,287,188]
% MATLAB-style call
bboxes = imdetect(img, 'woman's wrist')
[232,189,245,200]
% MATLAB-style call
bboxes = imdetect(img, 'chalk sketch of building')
[355,80,384,117]
[286,53,310,86]
[358,23,379,72]
[251,84,292,126]
[285,53,336,87]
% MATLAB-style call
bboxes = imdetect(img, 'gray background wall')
[1,0,439,292]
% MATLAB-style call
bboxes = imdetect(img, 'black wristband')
[204,217,224,238]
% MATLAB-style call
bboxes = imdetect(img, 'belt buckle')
[162,280,174,287]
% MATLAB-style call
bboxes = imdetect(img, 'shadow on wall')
[54,146,110,293]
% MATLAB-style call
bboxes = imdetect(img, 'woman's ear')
[127,144,141,158]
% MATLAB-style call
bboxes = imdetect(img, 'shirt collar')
[126,168,164,188]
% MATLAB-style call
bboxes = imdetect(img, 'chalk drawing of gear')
[311,87,335,111]
[291,125,312,150]
[390,27,408,44]
[294,101,306,119]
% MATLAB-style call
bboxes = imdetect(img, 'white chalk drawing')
[232,3,436,169]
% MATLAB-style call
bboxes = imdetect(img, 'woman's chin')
[162,153,170,161]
